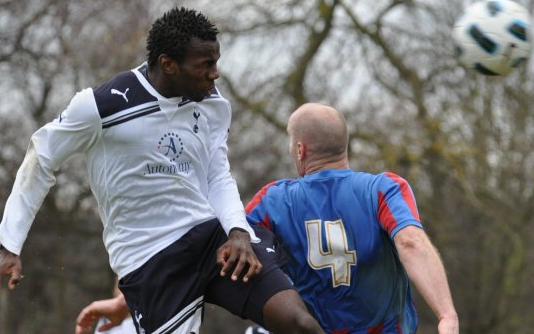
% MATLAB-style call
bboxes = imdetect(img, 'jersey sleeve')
[376,172,423,238]
[0,88,101,254]
[206,99,259,242]
[245,181,279,231]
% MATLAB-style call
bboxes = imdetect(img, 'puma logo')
[266,247,275,253]
[111,88,130,103]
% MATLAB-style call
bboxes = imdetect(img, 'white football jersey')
[0,63,257,277]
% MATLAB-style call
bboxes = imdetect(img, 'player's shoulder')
[340,170,390,194]
[92,68,157,119]
[377,171,411,186]
[366,171,414,195]
[196,87,234,132]
[59,88,100,124]
[271,178,297,189]
[255,179,294,198]
[349,170,380,183]
[246,179,291,214]
[308,169,378,187]
[198,86,231,114]
[206,86,228,103]
[67,87,96,108]
[348,170,401,182]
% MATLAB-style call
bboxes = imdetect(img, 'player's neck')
[304,156,349,175]
[147,66,181,98]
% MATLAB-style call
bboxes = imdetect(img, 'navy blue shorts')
[118,219,292,334]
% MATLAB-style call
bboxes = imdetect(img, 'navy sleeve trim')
[93,71,158,119]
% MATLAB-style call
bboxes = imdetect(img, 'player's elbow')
[394,226,431,254]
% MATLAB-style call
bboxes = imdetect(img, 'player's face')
[173,38,220,102]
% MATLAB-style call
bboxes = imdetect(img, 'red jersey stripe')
[385,172,420,221]
[378,192,398,235]
[396,321,403,334]
[332,330,350,334]
[368,323,385,334]
[245,181,278,214]
[260,213,272,231]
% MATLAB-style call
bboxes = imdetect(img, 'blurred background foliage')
[0,0,533,333]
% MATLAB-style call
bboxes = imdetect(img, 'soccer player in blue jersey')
[0,7,323,334]
[245,103,459,334]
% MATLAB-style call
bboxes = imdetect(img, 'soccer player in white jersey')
[0,7,323,334]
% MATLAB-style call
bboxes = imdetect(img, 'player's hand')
[0,246,23,290]
[75,293,130,334]
[217,228,263,283]
[438,314,459,334]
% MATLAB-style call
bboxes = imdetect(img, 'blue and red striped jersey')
[246,169,422,334]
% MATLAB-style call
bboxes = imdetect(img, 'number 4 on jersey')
[305,219,357,287]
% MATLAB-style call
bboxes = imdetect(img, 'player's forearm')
[395,228,458,322]
[0,143,56,254]
[208,175,259,242]
[113,291,129,315]
[207,146,259,242]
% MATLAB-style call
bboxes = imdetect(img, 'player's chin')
[189,96,205,102]
[189,91,212,102]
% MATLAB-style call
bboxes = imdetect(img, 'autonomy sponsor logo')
[145,131,191,176]
[157,132,183,162]
[144,161,192,176]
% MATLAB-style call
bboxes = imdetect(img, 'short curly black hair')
[146,7,218,67]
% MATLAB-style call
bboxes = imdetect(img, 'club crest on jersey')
[157,132,183,162]
[193,110,200,133]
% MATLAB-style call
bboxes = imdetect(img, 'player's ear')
[297,142,306,161]
[158,54,179,75]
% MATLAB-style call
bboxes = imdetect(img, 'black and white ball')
[453,0,532,76]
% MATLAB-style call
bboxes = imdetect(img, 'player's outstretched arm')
[75,293,130,334]
[0,247,23,290]
[394,226,459,334]
[0,89,101,271]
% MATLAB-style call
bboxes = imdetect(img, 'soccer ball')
[452,0,532,76]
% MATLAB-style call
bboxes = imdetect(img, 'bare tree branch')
[0,0,56,62]
[285,0,339,107]
[219,75,286,131]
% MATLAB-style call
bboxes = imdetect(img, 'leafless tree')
[1,0,533,333]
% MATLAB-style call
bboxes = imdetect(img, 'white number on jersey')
[305,219,357,287]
